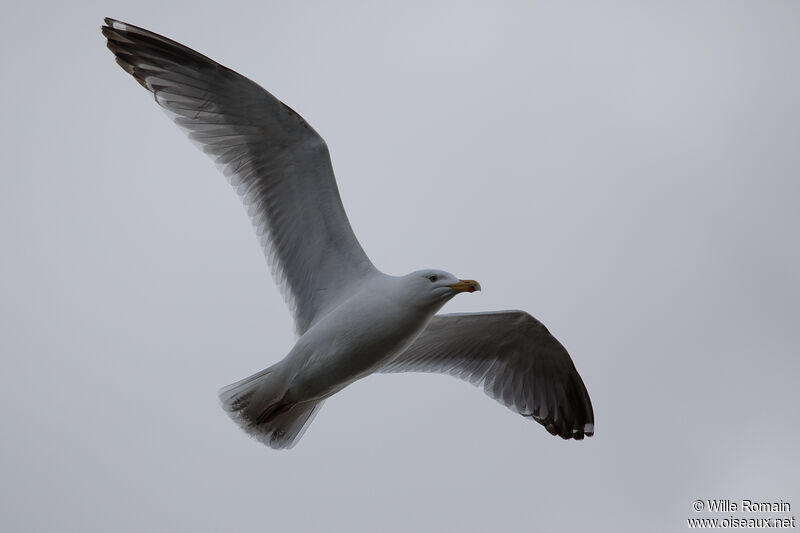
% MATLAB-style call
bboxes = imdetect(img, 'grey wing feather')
[102,18,377,334]
[381,311,594,440]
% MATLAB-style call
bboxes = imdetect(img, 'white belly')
[282,286,433,402]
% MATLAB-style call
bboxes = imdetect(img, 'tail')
[218,365,324,450]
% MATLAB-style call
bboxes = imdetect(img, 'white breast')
[282,275,436,402]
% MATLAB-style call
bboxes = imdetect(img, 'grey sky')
[1,2,798,532]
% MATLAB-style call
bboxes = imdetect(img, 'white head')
[400,269,481,311]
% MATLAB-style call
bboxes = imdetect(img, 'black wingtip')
[101,17,226,80]
[102,17,126,33]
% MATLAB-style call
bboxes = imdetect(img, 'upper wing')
[102,18,377,334]
[380,311,594,439]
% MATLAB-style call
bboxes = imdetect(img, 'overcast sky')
[1,2,798,532]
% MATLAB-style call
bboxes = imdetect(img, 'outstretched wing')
[102,18,377,334]
[380,311,594,439]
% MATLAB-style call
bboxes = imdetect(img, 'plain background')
[1,2,798,531]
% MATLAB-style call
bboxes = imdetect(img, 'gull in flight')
[102,18,594,449]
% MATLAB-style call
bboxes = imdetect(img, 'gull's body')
[271,271,458,404]
[102,18,594,449]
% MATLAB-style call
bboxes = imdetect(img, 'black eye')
[428,275,438,282]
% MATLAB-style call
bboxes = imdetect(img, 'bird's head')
[403,269,481,310]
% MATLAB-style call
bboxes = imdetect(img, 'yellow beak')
[448,279,481,293]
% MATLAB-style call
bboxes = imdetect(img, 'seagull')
[102,18,594,449]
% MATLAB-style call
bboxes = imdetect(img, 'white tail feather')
[218,365,323,449]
